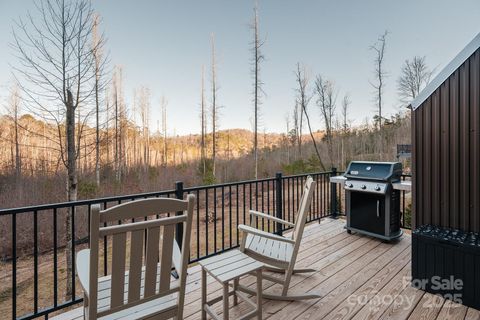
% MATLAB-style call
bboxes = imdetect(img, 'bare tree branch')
[370,30,388,129]
[397,55,433,106]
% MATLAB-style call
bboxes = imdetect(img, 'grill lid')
[344,161,402,181]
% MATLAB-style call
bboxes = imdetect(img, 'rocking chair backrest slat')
[87,195,195,320]
[143,226,161,298]
[292,176,315,244]
[128,229,144,303]
[110,232,127,308]
[159,224,175,294]
[99,198,190,223]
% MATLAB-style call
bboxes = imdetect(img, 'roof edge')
[411,32,480,110]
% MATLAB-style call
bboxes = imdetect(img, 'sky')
[0,0,480,135]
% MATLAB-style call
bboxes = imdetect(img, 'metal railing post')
[172,181,184,280]
[175,181,184,247]
[330,168,338,219]
[275,172,283,236]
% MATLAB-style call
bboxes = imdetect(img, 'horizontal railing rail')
[0,169,410,320]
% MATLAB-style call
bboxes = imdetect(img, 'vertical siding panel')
[470,51,480,232]
[411,110,417,229]
[450,70,460,229]
[424,97,432,225]
[417,103,424,227]
[440,81,450,228]
[431,90,441,226]
[416,104,424,227]
[460,61,470,231]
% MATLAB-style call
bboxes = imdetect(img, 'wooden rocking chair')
[76,195,194,320]
[237,176,320,301]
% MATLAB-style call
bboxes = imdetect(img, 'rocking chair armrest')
[76,249,90,296]
[249,210,295,227]
[238,224,296,244]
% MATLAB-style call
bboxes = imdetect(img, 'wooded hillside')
[0,111,410,209]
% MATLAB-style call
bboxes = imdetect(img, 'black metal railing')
[0,170,410,320]
[400,174,412,229]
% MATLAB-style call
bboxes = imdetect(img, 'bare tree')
[11,0,102,298]
[295,63,325,170]
[92,14,108,186]
[210,33,219,178]
[290,98,304,162]
[292,101,299,155]
[200,66,207,176]
[161,96,168,166]
[250,3,265,179]
[5,84,22,179]
[315,74,337,168]
[285,113,291,163]
[340,94,351,168]
[112,67,123,181]
[370,31,388,129]
[132,89,138,166]
[105,88,110,166]
[137,86,151,170]
[341,94,351,135]
[173,133,178,166]
[397,56,432,105]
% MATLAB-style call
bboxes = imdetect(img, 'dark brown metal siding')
[413,48,480,233]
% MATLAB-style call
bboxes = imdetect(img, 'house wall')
[412,48,480,232]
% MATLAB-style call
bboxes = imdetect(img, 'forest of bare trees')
[0,1,435,211]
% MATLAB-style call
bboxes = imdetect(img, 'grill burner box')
[412,225,480,309]
[344,161,403,241]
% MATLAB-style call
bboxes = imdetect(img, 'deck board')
[407,292,444,320]
[465,307,480,320]
[436,299,468,320]
[51,218,480,320]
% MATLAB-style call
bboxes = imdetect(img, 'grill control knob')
[347,183,353,188]
[374,185,381,191]
[361,184,366,190]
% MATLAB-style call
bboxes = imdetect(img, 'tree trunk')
[253,9,259,180]
[201,67,206,177]
[211,34,217,179]
[14,104,21,180]
[301,102,326,171]
[298,106,303,157]
[114,86,120,181]
[65,89,77,299]
[162,98,167,166]
[105,95,110,168]
[93,17,101,187]
[95,85,100,186]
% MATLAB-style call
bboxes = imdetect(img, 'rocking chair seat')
[244,233,293,267]
[77,249,180,318]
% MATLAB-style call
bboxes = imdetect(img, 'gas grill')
[344,161,403,241]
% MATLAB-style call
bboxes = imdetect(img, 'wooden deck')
[52,218,480,320]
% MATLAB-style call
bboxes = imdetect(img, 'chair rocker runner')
[76,195,195,320]
[237,176,320,301]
